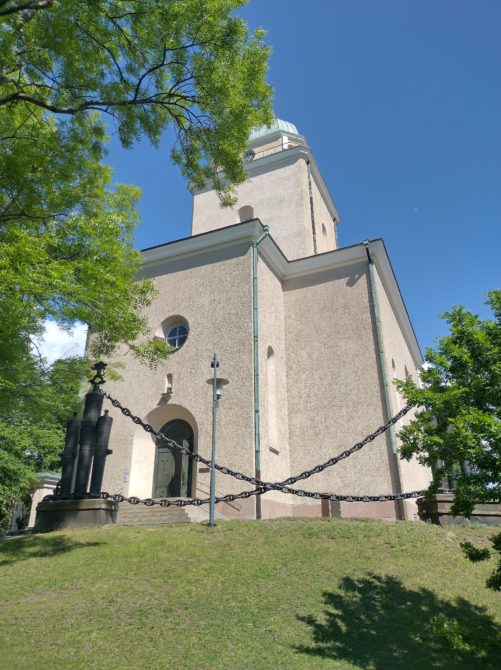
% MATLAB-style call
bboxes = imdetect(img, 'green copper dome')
[249,118,299,142]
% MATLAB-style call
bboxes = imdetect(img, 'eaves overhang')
[141,219,264,270]
[141,219,422,366]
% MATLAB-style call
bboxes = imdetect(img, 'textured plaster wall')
[283,260,396,514]
[310,173,337,254]
[256,253,293,515]
[98,240,427,522]
[192,158,313,261]
[101,242,257,516]
[373,263,432,519]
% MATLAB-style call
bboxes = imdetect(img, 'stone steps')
[116,501,191,525]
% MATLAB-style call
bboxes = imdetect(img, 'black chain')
[56,484,447,508]
[92,489,261,507]
[102,390,412,492]
[82,391,439,506]
[44,392,439,509]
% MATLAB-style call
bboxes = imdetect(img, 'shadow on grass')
[0,534,103,567]
[295,574,501,670]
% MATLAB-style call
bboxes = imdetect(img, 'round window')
[166,324,188,350]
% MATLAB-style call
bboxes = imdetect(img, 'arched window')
[238,205,254,222]
[267,346,278,451]
[166,324,188,349]
[160,315,189,351]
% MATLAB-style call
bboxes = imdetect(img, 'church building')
[101,118,431,521]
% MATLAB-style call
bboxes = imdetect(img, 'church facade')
[101,118,431,521]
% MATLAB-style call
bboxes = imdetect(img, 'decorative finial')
[90,361,107,388]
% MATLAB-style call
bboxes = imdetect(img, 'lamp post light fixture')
[206,353,229,527]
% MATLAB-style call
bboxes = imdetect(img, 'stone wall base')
[417,494,501,526]
[217,495,402,521]
[35,499,118,532]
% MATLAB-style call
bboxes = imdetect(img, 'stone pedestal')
[417,494,501,526]
[35,498,118,532]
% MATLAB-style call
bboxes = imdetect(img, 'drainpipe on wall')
[306,160,318,255]
[363,240,404,519]
[252,225,270,520]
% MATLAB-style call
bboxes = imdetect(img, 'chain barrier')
[46,391,437,508]
[102,390,412,492]
[75,484,447,508]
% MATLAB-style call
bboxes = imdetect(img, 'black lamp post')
[207,354,229,527]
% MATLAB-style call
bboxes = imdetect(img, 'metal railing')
[247,138,304,163]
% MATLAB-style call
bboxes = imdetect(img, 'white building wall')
[373,261,432,520]
[310,172,338,254]
[192,158,312,260]
[257,252,293,517]
[102,242,258,518]
[283,260,398,519]
[97,231,428,522]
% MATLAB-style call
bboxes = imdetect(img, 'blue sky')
[105,0,501,353]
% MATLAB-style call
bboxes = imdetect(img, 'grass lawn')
[0,518,500,670]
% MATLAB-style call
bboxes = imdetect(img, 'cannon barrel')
[73,387,103,496]
[59,412,81,496]
[89,410,113,495]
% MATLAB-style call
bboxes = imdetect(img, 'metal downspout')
[252,225,270,520]
[363,241,404,518]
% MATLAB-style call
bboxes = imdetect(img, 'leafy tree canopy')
[0,0,272,196]
[0,0,272,396]
[397,290,501,590]
[0,1,271,523]
[397,289,501,518]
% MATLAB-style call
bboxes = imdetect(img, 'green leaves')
[0,0,272,200]
[0,355,88,529]
[461,535,501,591]
[397,290,501,517]
[397,291,501,591]
[0,0,272,390]
[0,108,158,391]
[0,2,272,525]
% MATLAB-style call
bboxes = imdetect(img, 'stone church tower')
[101,118,431,521]
[191,118,339,259]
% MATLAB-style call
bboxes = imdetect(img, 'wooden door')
[153,420,194,498]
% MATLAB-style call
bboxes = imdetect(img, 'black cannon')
[59,362,113,498]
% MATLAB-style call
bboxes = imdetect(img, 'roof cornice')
[141,221,422,366]
[364,239,423,366]
[141,219,263,270]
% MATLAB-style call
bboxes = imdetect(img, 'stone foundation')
[417,494,501,526]
[35,498,118,532]
[216,495,402,521]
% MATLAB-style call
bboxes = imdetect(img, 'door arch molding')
[128,404,198,499]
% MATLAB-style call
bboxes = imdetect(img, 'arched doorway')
[153,420,194,498]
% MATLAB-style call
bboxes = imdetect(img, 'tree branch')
[0,89,204,120]
[0,0,52,17]
[75,20,128,87]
